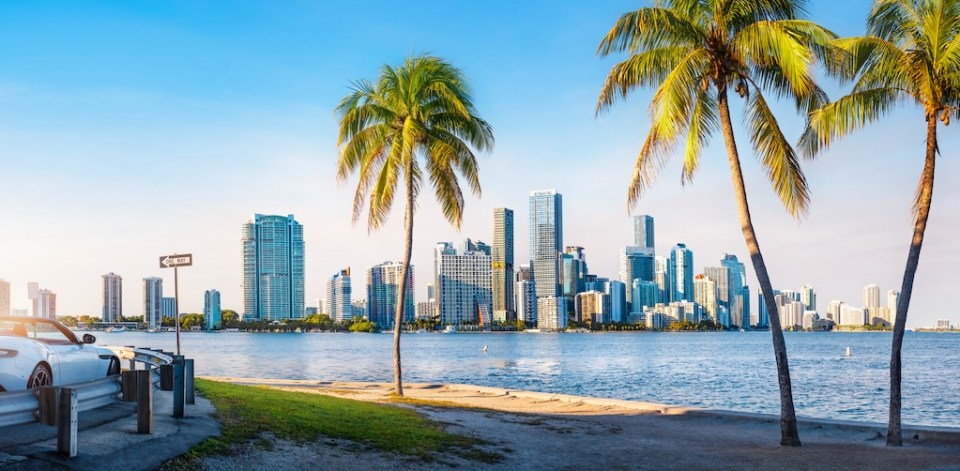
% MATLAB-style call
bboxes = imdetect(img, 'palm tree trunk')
[887,116,937,446]
[717,87,801,446]
[393,162,416,397]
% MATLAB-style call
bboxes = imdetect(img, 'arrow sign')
[159,254,193,268]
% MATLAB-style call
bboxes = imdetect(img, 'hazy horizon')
[1,0,957,328]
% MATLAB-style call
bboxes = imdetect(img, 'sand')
[194,377,960,471]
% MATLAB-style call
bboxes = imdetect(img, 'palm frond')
[597,7,706,56]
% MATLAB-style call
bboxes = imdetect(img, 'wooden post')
[159,364,173,391]
[184,359,195,405]
[57,388,78,457]
[37,386,59,426]
[172,356,184,418]
[121,371,138,403]
[136,370,152,434]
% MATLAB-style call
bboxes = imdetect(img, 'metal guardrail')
[0,345,182,455]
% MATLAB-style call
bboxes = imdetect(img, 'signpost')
[159,253,192,355]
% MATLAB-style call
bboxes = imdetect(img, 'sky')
[0,0,957,328]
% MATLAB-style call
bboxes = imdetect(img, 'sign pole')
[174,265,180,356]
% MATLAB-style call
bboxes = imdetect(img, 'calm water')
[93,330,959,428]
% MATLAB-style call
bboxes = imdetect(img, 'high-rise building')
[367,261,415,328]
[887,290,899,315]
[575,291,609,324]
[436,241,492,326]
[668,243,694,303]
[863,284,881,309]
[204,289,221,330]
[529,190,563,299]
[561,246,588,300]
[161,297,176,319]
[27,282,39,316]
[757,289,781,328]
[633,215,655,252]
[620,246,655,311]
[492,208,515,323]
[720,254,748,328]
[654,256,671,303]
[537,296,568,330]
[351,300,367,318]
[0,278,10,316]
[327,269,353,322]
[34,289,56,320]
[242,214,305,321]
[799,284,816,313]
[693,274,718,323]
[631,279,658,315]
[840,305,866,326]
[143,277,163,329]
[102,273,123,322]
[606,280,627,323]
[515,265,537,325]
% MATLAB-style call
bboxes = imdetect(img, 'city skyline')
[0,1,957,328]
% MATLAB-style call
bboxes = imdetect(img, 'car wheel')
[27,363,52,389]
[107,357,121,376]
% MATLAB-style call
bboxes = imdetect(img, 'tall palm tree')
[336,55,494,396]
[802,0,960,446]
[597,0,834,446]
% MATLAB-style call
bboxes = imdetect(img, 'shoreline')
[192,377,960,470]
[202,376,960,445]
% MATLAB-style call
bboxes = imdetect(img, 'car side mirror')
[82,334,96,344]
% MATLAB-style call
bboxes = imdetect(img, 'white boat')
[442,325,457,334]
[105,326,127,333]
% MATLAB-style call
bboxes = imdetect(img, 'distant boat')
[845,346,852,357]
[146,327,161,333]
[442,325,457,334]
[105,326,127,333]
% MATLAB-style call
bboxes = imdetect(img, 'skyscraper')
[204,289,221,330]
[633,215,655,253]
[327,269,353,322]
[435,241,492,325]
[492,208,515,322]
[887,290,900,314]
[562,246,588,299]
[800,284,816,312]
[161,297,176,319]
[631,279,658,315]
[654,256,671,303]
[529,190,563,299]
[668,243,694,303]
[27,282,39,316]
[620,247,655,311]
[0,279,10,316]
[721,254,748,328]
[102,273,123,322]
[34,289,56,320]
[367,261,415,328]
[694,274,718,323]
[863,284,881,309]
[242,214,305,321]
[757,290,780,328]
[143,277,163,329]
[515,265,537,326]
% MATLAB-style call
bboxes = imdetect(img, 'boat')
[442,325,457,334]
[105,326,127,333]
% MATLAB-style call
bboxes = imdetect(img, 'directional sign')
[159,254,193,269]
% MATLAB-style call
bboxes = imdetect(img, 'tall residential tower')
[102,273,123,322]
[492,208,515,322]
[242,214,305,321]
[529,190,563,299]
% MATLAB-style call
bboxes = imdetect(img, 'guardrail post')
[136,370,152,434]
[159,364,173,391]
[57,388,78,457]
[121,371,138,403]
[125,345,137,371]
[38,386,59,426]
[172,356,184,418]
[184,359,195,405]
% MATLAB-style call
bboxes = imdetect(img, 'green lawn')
[189,379,494,462]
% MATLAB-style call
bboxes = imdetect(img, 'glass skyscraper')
[529,190,562,299]
[492,208,515,322]
[633,215,655,252]
[242,214,305,321]
[367,261,415,328]
[143,277,163,329]
[102,273,122,323]
[204,289,221,330]
[668,243,694,302]
[720,254,749,328]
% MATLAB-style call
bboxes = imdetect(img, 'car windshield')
[0,320,75,345]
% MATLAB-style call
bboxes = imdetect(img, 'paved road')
[0,388,219,470]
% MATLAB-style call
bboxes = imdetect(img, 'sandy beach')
[194,377,960,470]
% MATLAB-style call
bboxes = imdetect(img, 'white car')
[0,317,120,392]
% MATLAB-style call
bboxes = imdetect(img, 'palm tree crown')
[336,55,494,230]
[597,0,834,217]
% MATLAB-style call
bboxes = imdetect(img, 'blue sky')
[1,0,957,328]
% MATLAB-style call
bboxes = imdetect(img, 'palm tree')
[336,55,494,396]
[802,0,960,446]
[596,0,835,446]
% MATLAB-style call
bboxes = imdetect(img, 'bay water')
[93,330,959,428]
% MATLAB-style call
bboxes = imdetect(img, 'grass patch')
[183,379,496,463]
